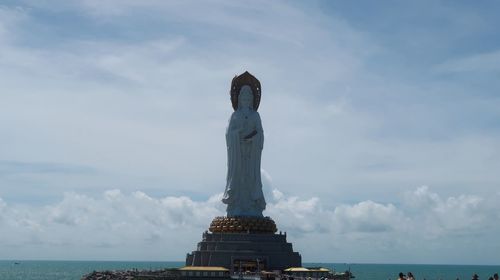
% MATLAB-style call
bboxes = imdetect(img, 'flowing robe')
[222,109,266,217]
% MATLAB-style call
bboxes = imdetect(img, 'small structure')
[283,267,331,278]
[178,266,230,279]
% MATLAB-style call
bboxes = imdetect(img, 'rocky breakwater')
[81,268,180,280]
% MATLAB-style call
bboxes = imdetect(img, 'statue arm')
[226,113,238,147]
[224,113,241,206]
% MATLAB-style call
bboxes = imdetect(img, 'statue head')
[238,85,254,110]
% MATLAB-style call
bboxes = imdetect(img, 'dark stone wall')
[186,232,301,272]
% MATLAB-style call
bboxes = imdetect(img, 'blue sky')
[1,0,500,264]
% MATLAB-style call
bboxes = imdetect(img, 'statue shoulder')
[253,111,262,121]
[229,111,243,124]
[229,111,239,120]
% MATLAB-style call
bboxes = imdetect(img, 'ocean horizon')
[0,260,498,280]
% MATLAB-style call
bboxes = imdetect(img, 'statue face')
[238,86,254,109]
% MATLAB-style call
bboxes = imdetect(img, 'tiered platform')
[185,217,301,272]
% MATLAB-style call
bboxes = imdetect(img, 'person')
[472,274,479,280]
[222,84,266,217]
[494,273,498,280]
[407,272,415,280]
[398,272,406,280]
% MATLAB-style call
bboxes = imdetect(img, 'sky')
[1,0,500,265]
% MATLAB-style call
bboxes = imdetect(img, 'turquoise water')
[0,260,498,280]
[0,261,182,280]
[310,263,499,280]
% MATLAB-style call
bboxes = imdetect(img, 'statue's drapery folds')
[223,108,265,216]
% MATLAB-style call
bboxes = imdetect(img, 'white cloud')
[271,189,284,201]
[2,186,499,264]
[403,186,491,238]
[332,201,404,234]
[0,190,225,260]
[267,192,324,234]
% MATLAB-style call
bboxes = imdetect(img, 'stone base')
[185,231,301,272]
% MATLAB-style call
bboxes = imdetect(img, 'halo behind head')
[230,71,261,111]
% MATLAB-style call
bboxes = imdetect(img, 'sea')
[0,260,498,280]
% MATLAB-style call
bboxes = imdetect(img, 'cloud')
[0,190,225,260]
[0,6,27,40]
[2,0,499,206]
[1,0,500,264]
[403,186,492,238]
[332,201,404,234]
[434,49,500,73]
[0,197,6,216]
[2,186,499,263]
[267,193,324,234]
[0,160,94,175]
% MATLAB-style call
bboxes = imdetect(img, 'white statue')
[222,78,266,217]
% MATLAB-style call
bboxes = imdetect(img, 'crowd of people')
[472,272,499,280]
[397,272,415,280]
[396,272,499,280]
